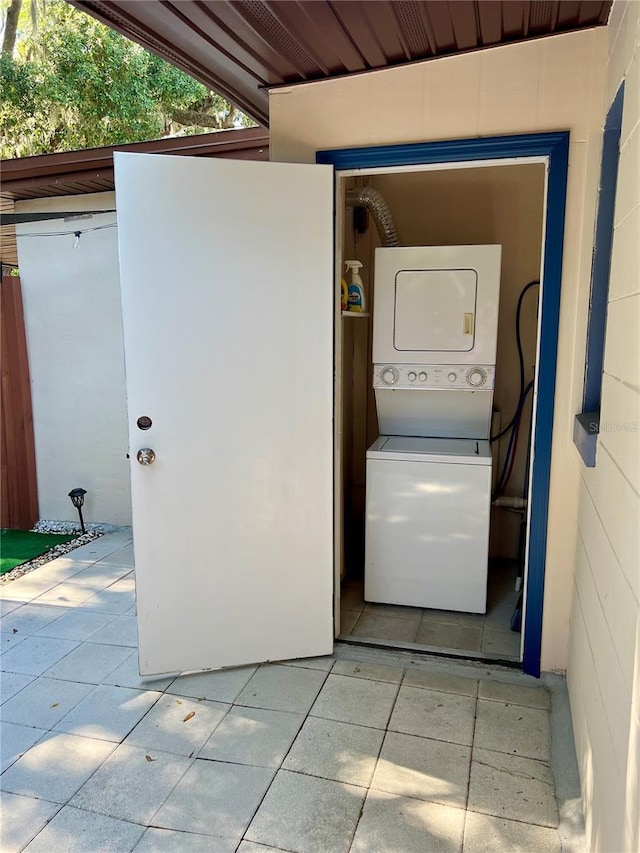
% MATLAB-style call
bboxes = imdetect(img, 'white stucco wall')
[269,28,608,674]
[568,2,640,851]
[15,192,131,526]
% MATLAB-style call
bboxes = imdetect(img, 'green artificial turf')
[0,529,76,575]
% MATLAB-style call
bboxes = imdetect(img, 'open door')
[114,153,334,676]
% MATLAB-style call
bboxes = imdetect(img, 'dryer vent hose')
[345,187,400,247]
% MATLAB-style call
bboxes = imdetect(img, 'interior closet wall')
[340,164,545,562]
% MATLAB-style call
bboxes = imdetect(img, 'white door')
[114,153,334,676]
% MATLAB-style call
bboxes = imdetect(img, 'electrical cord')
[491,280,539,443]
[492,379,534,500]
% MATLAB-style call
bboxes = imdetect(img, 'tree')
[1,0,20,56]
[0,0,255,158]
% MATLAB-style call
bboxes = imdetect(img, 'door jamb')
[317,132,570,678]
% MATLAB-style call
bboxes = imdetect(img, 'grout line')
[232,661,335,849]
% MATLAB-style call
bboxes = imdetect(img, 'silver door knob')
[136,448,156,466]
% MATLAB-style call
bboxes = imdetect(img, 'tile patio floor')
[1,532,575,852]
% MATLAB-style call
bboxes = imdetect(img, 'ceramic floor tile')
[474,700,551,760]
[482,628,521,657]
[0,676,93,730]
[351,789,465,853]
[0,599,24,616]
[134,828,237,852]
[340,583,364,611]
[371,730,471,809]
[23,805,146,852]
[338,610,360,634]
[0,671,35,704]
[350,612,420,643]
[416,619,484,651]
[86,615,138,647]
[484,602,518,629]
[388,685,476,746]
[0,636,79,677]
[102,652,175,691]
[331,660,404,684]
[45,641,133,684]
[200,705,303,768]
[25,556,95,582]
[0,604,70,637]
[166,666,257,703]
[68,533,133,564]
[34,609,115,642]
[280,655,335,671]
[93,543,135,568]
[82,577,136,615]
[236,664,327,714]
[1,722,47,772]
[33,583,100,608]
[55,684,162,742]
[152,758,274,838]
[0,792,60,853]
[478,680,550,710]
[126,694,230,757]
[0,576,61,604]
[419,608,485,628]
[468,748,559,827]
[364,602,423,619]
[1,631,26,651]
[462,810,561,852]
[1,731,115,804]
[69,743,191,824]
[403,669,479,697]
[283,716,384,787]
[246,769,366,853]
[310,673,399,730]
[66,563,132,590]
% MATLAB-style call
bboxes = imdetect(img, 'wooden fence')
[1,275,38,529]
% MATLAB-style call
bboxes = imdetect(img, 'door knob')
[136,448,156,466]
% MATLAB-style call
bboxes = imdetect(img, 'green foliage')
[0,0,254,158]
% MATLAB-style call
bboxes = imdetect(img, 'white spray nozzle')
[344,260,363,271]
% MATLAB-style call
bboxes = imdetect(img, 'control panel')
[373,364,495,390]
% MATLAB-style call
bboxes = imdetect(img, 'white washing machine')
[372,245,501,438]
[365,436,492,613]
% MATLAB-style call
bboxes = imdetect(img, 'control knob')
[448,372,457,382]
[408,371,417,382]
[380,366,399,386]
[419,372,428,382]
[467,368,487,387]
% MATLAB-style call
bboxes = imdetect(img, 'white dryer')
[365,436,492,613]
[372,245,501,439]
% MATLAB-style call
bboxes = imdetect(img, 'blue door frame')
[318,132,570,678]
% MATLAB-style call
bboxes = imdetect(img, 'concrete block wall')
[568,2,640,851]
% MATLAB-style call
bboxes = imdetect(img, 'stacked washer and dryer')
[364,245,502,615]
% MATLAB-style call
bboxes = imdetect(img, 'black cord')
[491,280,539,443]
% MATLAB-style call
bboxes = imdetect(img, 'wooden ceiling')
[73,1,612,126]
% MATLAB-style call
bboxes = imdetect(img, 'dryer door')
[394,269,477,352]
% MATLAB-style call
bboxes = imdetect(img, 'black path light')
[68,488,87,534]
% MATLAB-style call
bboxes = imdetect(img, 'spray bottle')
[344,260,366,313]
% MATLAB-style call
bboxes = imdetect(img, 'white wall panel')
[15,193,131,526]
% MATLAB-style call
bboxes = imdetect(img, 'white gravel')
[0,520,116,585]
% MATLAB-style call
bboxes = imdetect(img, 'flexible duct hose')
[345,187,400,247]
